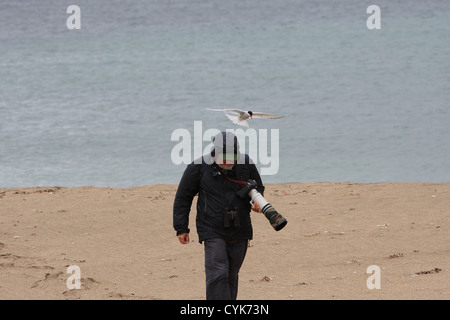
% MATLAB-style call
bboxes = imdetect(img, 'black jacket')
[173,154,264,243]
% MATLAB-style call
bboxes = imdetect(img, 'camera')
[238,180,288,231]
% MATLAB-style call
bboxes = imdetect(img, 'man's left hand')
[251,202,261,213]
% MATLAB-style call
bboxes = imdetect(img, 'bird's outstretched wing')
[251,112,283,119]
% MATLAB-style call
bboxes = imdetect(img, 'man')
[173,131,264,300]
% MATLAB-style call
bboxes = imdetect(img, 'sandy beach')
[0,182,448,300]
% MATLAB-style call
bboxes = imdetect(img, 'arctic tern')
[207,108,283,128]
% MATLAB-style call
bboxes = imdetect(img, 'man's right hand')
[177,233,190,244]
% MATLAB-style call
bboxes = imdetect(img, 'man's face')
[215,153,237,170]
[216,159,236,171]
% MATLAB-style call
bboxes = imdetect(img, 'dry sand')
[0,182,448,300]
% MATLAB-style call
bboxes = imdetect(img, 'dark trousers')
[204,238,248,300]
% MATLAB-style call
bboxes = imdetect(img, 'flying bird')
[207,108,283,128]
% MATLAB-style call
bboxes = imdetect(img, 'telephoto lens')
[248,189,287,231]
[238,180,287,231]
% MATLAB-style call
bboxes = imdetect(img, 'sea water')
[1,0,449,187]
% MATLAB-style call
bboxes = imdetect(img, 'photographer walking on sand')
[173,131,264,300]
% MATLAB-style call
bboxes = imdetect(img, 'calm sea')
[1,0,449,187]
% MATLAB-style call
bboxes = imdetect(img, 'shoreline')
[2,180,450,189]
[1,182,449,299]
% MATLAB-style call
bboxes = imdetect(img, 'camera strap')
[225,176,248,185]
